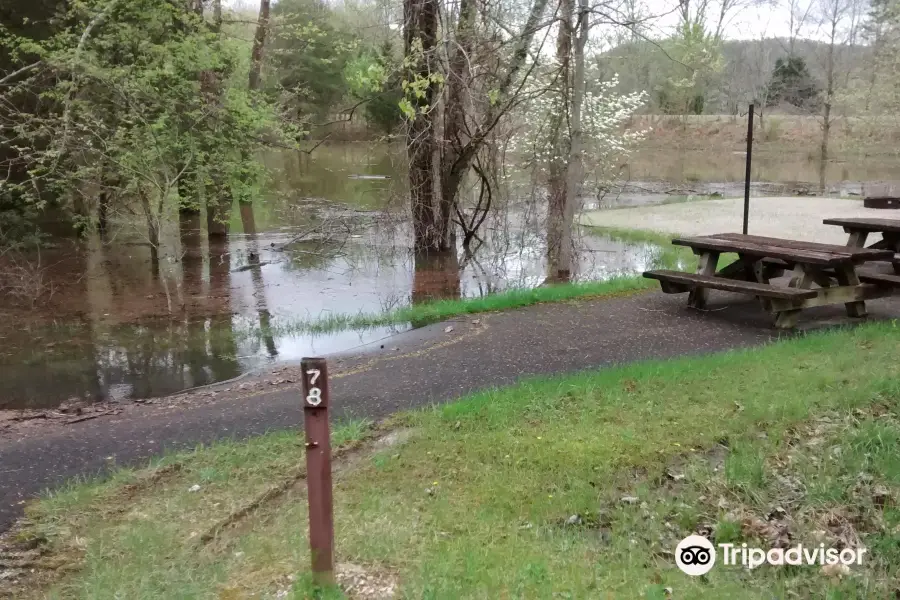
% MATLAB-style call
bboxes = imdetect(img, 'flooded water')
[1,143,894,409]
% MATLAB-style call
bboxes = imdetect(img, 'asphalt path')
[3,290,898,531]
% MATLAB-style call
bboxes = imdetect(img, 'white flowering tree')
[503,0,649,280]
[512,64,647,279]
[514,75,647,184]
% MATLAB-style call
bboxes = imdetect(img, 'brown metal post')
[743,103,754,235]
[301,357,334,585]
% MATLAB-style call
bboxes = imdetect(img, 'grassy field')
[7,322,900,599]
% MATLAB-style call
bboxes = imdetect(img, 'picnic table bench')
[643,232,897,329]
[824,217,900,274]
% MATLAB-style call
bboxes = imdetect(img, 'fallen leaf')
[821,563,850,578]
[665,469,686,482]
[873,484,891,508]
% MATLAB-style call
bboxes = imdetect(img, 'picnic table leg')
[834,265,867,318]
[810,267,834,288]
[845,229,868,248]
[850,229,900,274]
[744,257,773,312]
[774,264,814,329]
[688,251,719,310]
[884,233,900,274]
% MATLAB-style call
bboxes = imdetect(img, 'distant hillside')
[595,37,870,115]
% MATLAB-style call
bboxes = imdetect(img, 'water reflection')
[413,252,461,304]
[0,221,660,409]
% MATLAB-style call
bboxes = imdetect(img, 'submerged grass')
[267,276,657,336]
[253,227,695,339]
[12,322,900,599]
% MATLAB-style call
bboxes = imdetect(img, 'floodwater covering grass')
[258,228,696,338]
[270,277,655,336]
[10,322,900,599]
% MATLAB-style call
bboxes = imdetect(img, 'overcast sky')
[223,0,817,42]
[642,0,802,40]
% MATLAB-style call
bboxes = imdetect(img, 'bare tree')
[547,0,590,280]
[713,0,764,40]
[785,0,815,55]
[814,0,862,191]
[402,0,552,253]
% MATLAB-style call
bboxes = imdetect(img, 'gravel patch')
[581,197,892,244]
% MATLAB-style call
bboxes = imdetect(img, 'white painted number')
[306,368,322,406]
[306,387,322,406]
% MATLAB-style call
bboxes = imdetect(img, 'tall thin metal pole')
[743,104,754,235]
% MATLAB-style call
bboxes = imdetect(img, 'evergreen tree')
[766,56,820,109]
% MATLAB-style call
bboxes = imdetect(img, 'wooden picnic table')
[824,217,900,274]
[643,232,897,329]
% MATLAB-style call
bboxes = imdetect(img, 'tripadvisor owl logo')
[674,534,868,576]
[675,535,716,576]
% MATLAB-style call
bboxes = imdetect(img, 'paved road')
[2,290,898,531]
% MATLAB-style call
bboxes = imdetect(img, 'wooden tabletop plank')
[823,217,900,233]
[713,233,892,259]
[671,234,892,265]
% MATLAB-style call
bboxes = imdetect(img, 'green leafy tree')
[270,0,355,122]
[655,23,723,115]
[344,41,403,135]
[0,0,299,290]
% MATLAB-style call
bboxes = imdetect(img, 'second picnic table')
[823,217,900,274]
[643,232,898,329]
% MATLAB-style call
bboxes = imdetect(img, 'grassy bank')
[637,114,900,157]
[9,322,900,599]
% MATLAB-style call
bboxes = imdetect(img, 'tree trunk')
[248,0,271,92]
[411,251,461,326]
[239,201,278,358]
[820,21,836,194]
[179,209,203,309]
[440,0,476,251]
[546,0,574,281]
[561,0,588,280]
[206,177,231,239]
[404,0,445,252]
[98,192,109,236]
[140,191,161,279]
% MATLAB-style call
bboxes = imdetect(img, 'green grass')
[11,322,900,599]
[587,226,689,257]
[590,225,743,271]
